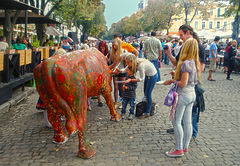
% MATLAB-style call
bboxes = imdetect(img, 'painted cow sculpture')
[34,48,121,159]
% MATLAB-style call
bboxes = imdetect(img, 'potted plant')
[32,40,40,51]
[5,44,15,54]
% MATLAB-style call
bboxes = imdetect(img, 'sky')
[103,0,139,30]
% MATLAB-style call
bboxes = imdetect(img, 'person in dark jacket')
[226,40,237,80]
[121,67,137,120]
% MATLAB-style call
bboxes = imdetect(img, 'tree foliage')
[55,0,106,39]
[108,0,182,37]
[217,0,240,40]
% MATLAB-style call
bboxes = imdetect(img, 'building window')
[217,8,221,17]
[202,21,205,29]
[210,8,214,16]
[196,10,199,16]
[195,21,198,29]
[209,21,213,29]
[223,21,227,30]
[217,21,220,29]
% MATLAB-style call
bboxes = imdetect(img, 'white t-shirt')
[121,58,157,82]
[0,41,8,52]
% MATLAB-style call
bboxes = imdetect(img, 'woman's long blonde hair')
[110,38,123,63]
[174,38,201,82]
[125,53,148,74]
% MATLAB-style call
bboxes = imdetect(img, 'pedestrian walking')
[121,67,137,120]
[164,38,201,157]
[226,40,237,80]
[143,32,162,82]
[207,36,220,81]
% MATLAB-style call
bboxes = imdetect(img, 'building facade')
[168,5,234,39]
[138,0,148,10]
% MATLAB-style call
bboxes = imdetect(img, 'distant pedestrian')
[207,36,220,81]
[226,40,237,80]
[164,38,201,158]
[143,31,162,82]
[13,37,26,50]
[223,41,231,73]
[0,36,9,53]
[121,67,137,120]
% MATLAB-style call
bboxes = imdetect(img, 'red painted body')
[34,48,121,159]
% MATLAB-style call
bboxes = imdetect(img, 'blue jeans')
[164,53,169,65]
[139,50,143,58]
[150,59,161,82]
[144,74,157,114]
[174,88,195,150]
[192,106,199,138]
[121,97,135,115]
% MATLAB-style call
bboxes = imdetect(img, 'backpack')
[135,101,156,117]
[164,82,178,107]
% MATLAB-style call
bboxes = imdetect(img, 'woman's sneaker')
[165,149,184,158]
[183,148,188,153]
[128,114,134,120]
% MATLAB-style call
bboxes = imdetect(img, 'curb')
[0,87,36,114]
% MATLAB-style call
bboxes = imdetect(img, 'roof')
[0,11,61,24]
[0,0,39,10]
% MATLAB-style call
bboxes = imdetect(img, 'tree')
[219,0,240,40]
[55,0,104,41]
[181,0,213,25]
[3,10,21,45]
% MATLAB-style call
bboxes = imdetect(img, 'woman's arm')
[163,72,189,87]
[133,48,139,57]
[176,72,189,87]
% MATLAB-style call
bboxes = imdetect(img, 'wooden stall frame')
[25,49,32,65]
[0,52,4,71]
[16,50,25,66]
[43,47,50,59]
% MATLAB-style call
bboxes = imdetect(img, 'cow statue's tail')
[34,60,78,143]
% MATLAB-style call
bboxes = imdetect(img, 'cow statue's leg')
[47,106,68,144]
[102,88,121,121]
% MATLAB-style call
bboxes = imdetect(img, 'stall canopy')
[0,0,39,10]
[0,11,60,25]
[46,26,62,36]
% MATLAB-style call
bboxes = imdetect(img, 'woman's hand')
[122,85,128,91]
[125,79,132,84]
[163,79,172,85]
[170,70,175,76]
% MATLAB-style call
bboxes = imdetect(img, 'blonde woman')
[164,38,201,157]
[119,53,158,119]
[110,38,126,108]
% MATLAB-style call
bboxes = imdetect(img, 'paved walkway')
[0,65,239,166]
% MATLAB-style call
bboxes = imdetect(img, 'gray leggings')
[174,89,196,150]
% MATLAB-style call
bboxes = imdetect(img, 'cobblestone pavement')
[0,65,239,166]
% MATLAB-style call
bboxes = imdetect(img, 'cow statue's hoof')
[77,148,96,159]
[110,114,122,122]
[53,133,68,144]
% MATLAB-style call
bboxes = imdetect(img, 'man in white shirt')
[143,32,162,82]
[0,36,9,52]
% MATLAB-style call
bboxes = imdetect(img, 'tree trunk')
[3,10,12,45]
[232,1,240,41]
[3,10,20,45]
[36,24,46,46]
